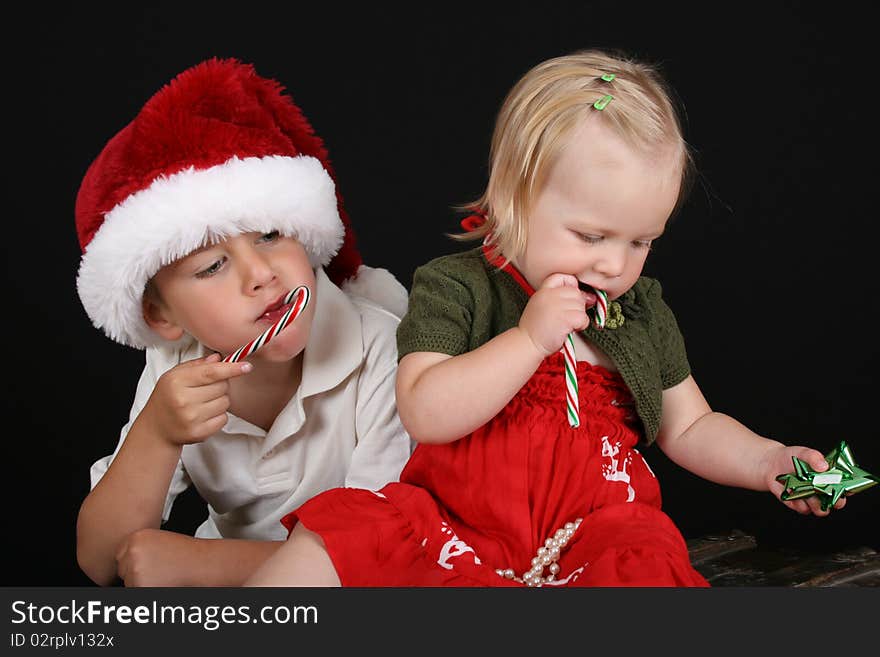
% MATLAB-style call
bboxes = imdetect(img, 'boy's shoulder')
[344,292,403,362]
[347,293,402,332]
[337,266,407,332]
[339,265,408,321]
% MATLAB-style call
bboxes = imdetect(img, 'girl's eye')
[258,230,280,243]
[578,233,603,244]
[633,240,653,250]
[196,256,227,278]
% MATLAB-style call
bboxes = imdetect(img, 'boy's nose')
[239,250,276,292]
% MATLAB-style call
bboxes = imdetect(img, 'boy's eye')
[258,230,280,243]
[196,256,227,278]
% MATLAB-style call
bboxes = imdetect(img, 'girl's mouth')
[577,280,602,301]
[578,280,597,294]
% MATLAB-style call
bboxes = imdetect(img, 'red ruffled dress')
[284,249,708,587]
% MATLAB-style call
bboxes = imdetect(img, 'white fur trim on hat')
[76,154,343,349]
[342,265,410,320]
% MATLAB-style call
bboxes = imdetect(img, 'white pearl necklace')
[496,518,582,587]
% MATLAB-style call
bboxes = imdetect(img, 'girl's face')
[513,117,682,300]
[146,231,317,362]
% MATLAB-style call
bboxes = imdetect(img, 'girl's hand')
[519,273,595,356]
[762,444,847,516]
[140,353,252,446]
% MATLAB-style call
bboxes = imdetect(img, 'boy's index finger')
[178,352,221,368]
[191,360,253,386]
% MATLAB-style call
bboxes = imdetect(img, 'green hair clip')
[600,73,616,82]
[593,94,613,111]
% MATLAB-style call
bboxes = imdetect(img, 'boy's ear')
[142,296,185,342]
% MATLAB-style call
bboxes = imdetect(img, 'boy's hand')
[116,528,199,587]
[141,353,252,446]
[519,273,596,356]
[763,444,847,516]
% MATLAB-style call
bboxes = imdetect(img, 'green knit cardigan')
[396,248,691,445]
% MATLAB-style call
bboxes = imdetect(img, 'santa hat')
[75,57,405,348]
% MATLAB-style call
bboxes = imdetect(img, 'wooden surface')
[687,530,880,587]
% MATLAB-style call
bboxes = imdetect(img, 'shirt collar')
[299,266,363,399]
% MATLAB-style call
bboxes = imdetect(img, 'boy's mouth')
[258,292,293,322]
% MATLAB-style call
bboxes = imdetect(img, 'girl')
[246,49,844,587]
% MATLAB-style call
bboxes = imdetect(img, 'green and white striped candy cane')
[562,287,608,427]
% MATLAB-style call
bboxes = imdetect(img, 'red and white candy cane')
[222,286,311,363]
[562,286,608,427]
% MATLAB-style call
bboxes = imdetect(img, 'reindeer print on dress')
[436,522,482,570]
[601,435,636,502]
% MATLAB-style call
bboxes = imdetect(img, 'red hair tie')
[460,214,486,232]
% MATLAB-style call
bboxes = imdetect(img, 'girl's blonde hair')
[456,49,694,261]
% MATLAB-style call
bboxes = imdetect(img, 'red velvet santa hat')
[75,58,383,348]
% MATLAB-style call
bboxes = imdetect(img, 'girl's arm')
[396,327,545,444]
[655,375,843,515]
[397,272,591,445]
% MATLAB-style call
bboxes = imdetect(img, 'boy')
[75,58,412,586]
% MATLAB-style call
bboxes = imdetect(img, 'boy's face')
[513,117,681,300]
[146,231,317,362]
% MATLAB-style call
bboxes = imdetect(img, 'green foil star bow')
[776,441,878,511]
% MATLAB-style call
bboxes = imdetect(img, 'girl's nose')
[593,244,627,278]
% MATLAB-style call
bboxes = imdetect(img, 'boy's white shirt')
[90,267,414,541]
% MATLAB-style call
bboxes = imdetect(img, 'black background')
[4,3,878,586]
